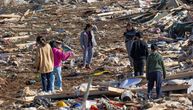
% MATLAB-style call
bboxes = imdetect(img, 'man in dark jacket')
[124,23,137,66]
[146,44,166,99]
[130,32,148,76]
[131,32,148,76]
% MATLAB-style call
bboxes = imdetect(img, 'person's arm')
[130,42,135,59]
[144,42,149,59]
[160,56,166,79]
[80,32,85,49]
[91,31,97,46]
[34,48,40,71]
[146,57,149,80]
[50,47,54,66]
[57,49,73,61]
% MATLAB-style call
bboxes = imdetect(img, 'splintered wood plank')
[130,84,190,93]
[0,14,21,18]
[3,35,30,41]
[34,91,111,100]
[164,61,179,67]
[166,71,193,80]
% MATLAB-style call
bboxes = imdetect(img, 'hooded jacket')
[34,43,54,73]
[130,39,148,60]
[146,52,166,76]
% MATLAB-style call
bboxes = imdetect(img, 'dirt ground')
[0,1,132,108]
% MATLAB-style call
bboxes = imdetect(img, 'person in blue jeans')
[146,44,166,99]
[80,23,97,69]
[34,36,54,93]
[52,40,73,92]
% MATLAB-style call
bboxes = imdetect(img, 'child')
[146,44,166,99]
[34,36,54,93]
[52,40,73,91]
[80,23,97,69]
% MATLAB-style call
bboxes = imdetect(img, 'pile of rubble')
[0,0,193,109]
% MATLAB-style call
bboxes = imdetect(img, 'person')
[124,23,137,66]
[130,32,148,76]
[80,23,97,69]
[146,44,166,99]
[52,40,73,92]
[34,36,54,93]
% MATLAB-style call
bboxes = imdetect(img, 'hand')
[70,52,76,59]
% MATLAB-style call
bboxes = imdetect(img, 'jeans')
[133,59,145,76]
[147,71,162,98]
[41,72,54,92]
[83,46,93,66]
[53,67,62,89]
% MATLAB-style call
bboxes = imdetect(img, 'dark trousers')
[133,59,145,76]
[41,72,53,92]
[147,71,162,98]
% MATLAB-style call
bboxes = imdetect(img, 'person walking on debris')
[130,32,148,76]
[34,36,54,93]
[52,40,73,92]
[80,23,97,69]
[124,23,137,66]
[146,44,166,99]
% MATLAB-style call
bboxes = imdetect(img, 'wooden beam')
[130,84,191,93]
[164,61,179,67]
[34,84,190,101]
[166,71,193,80]
[97,10,128,17]
[170,93,193,99]
[108,84,190,94]
[35,90,115,100]
[0,95,32,103]
[16,41,36,49]
[3,35,30,41]
[0,14,21,18]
